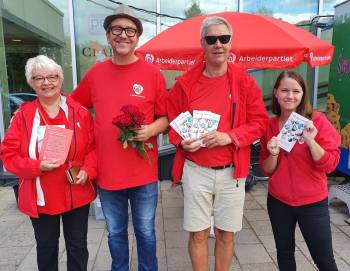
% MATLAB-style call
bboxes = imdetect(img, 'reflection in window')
[160,0,238,31]
[1,0,73,129]
[243,0,318,24]
[73,0,156,80]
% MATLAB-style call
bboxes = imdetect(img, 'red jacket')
[259,112,341,206]
[0,94,97,218]
[167,62,268,183]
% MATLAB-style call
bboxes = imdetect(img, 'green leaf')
[145,143,153,149]
[127,133,134,141]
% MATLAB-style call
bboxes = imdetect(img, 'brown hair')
[271,71,313,119]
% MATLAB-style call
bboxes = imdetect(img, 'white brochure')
[277,112,308,152]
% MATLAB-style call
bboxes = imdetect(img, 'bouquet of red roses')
[112,105,153,163]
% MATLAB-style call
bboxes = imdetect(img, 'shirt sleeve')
[71,69,93,109]
[154,70,168,116]
[229,73,269,148]
[258,120,275,177]
[312,112,341,173]
[0,111,42,179]
[80,109,97,180]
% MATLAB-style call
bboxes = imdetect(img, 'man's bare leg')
[188,228,210,271]
[214,227,234,271]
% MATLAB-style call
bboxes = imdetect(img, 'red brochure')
[39,125,73,165]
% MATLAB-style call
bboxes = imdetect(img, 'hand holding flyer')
[170,110,221,146]
[277,112,308,152]
[39,125,73,165]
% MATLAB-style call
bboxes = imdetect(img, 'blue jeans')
[98,182,158,271]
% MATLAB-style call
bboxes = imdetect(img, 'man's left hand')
[200,131,232,149]
[133,125,154,142]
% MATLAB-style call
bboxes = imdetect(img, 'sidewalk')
[1,179,350,271]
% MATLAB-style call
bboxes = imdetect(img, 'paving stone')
[160,180,173,191]
[162,207,184,219]
[244,200,263,210]
[166,247,192,267]
[252,195,268,208]
[296,241,313,260]
[235,229,261,244]
[240,262,278,271]
[164,217,184,232]
[230,258,242,271]
[0,263,16,271]
[249,220,273,236]
[269,250,317,270]
[338,225,350,236]
[93,251,112,270]
[162,198,184,208]
[165,231,188,248]
[161,190,183,200]
[0,246,32,265]
[335,256,350,271]
[242,217,251,229]
[235,244,272,264]
[244,209,269,221]
[330,213,349,226]
[258,234,275,251]
[244,192,254,200]
[332,232,350,251]
[0,231,35,247]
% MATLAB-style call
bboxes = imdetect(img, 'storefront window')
[0,0,72,131]
[73,0,157,81]
[160,0,239,31]
[243,0,318,24]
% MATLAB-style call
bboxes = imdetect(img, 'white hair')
[200,16,233,39]
[25,55,63,87]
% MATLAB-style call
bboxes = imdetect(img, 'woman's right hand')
[267,136,280,156]
[40,160,61,172]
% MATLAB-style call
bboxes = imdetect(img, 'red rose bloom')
[112,105,153,163]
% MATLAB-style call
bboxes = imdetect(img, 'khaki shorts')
[182,159,245,233]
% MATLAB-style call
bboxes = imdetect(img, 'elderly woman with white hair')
[0,55,97,271]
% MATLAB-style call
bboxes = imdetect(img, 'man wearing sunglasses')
[71,4,168,271]
[167,16,268,271]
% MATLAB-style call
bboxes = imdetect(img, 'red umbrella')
[136,12,334,70]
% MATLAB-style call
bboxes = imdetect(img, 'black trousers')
[30,204,90,271]
[267,194,338,271]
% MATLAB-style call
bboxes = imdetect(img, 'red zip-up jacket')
[259,112,341,206]
[167,62,268,183]
[0,94,97,218]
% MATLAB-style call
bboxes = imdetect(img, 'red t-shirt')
[37,104,71,214]
[71,58,168,190]
[186,73,233,166]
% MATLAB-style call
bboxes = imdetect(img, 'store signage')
[82,46,112,58]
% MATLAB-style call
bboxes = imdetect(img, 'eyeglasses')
[109,26,138,37]
[32,75,59,85]
[204,35,231,45]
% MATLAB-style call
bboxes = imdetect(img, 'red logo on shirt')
[133,84,144,95]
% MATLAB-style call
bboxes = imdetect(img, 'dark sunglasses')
[204,35,231,45]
